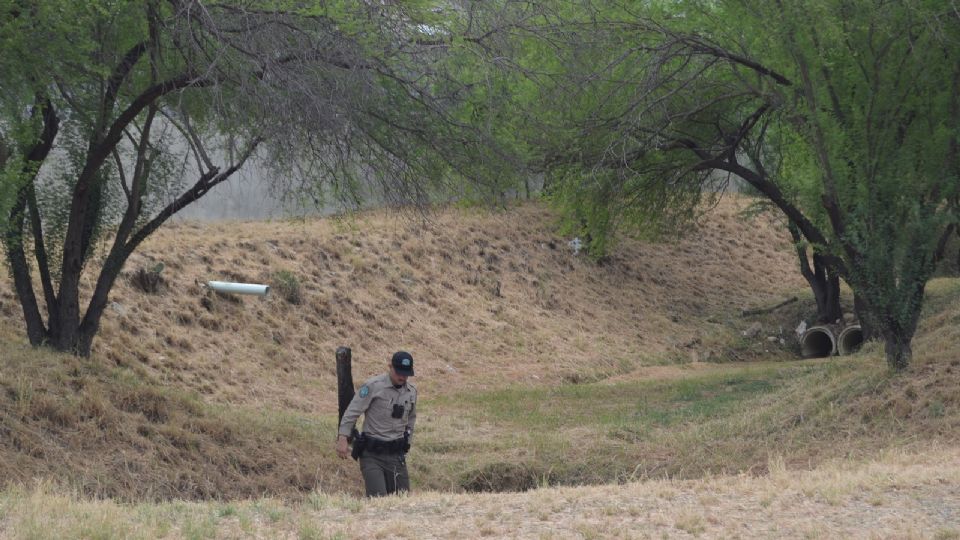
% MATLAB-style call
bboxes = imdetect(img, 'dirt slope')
[0,198,814,500]
[0,198,804,411]
[2,198,960,504]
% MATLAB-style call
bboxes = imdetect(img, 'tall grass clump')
[272,270,303,305]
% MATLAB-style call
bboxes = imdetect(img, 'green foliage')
[510,0,960,367]
[764,0,958,331]
[0,0,526,353]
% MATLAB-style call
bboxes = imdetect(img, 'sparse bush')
[272,270,302,305]
[131,263,166,294]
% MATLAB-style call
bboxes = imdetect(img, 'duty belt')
[363,435,407,455]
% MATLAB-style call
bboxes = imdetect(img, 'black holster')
[350,429,366,461]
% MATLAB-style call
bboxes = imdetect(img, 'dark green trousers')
[359,453,409,497]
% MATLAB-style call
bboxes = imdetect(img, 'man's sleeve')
[338,385,373,437]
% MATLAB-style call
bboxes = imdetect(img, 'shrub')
[131,263,165,294]
[272,270,302,305]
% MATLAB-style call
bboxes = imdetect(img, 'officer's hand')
[335,436,350,459]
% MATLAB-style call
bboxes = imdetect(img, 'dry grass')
[0,198,804,415]
[0,446,957,539]
[0,198,959,505]
[0,339,356,501]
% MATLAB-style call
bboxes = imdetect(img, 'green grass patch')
[920,278,960,315]
[445,363,803,432]
[415,358,910,491]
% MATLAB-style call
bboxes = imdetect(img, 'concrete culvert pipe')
[801,326,837,358]
[837,325,864,355]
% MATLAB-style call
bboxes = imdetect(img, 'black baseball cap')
[391,351,415,376]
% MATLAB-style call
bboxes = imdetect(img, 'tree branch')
[157,106,207,175]
[5,95,60,343]
[112,149,131,201]
[62,72,214,288]
[691,151,846,274]
[127,137,261,250]
[80,136,262,340]
[675,35,793,86]
[104,42,148,110]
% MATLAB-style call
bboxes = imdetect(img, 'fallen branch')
[740,296,798,317]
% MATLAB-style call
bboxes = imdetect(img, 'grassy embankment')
[0,199,813,500]
[420,279,960,494]
[3,309,960,539]
[0,201,958,537]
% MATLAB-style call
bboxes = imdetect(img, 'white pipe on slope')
[207,281,270,296]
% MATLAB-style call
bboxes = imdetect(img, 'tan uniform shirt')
[338,373,417,442]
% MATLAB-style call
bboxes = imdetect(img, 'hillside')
[1,198,958,504]
[1,198,806,409]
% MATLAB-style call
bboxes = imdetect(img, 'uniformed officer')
[336,351,418,497]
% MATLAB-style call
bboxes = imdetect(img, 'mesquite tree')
[525,0,958,369]
[0,1,515,356]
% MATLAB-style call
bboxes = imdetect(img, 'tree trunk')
[50,285,82,353]
[40,164,244,356]
[883,333,912,371]
[5,96,59,345]
[788,223,842,323]
[852,296,916,371]
[872,281,924,372]
[809,261,842,323]
[44,263,122,357]
[45,312,91,356]
[853,292,875,341]
[6,195,48,345]
[74,277,120,357]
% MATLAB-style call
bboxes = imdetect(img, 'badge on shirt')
[358,385,369,398]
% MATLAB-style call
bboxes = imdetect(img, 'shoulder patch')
[358,385,370,398]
